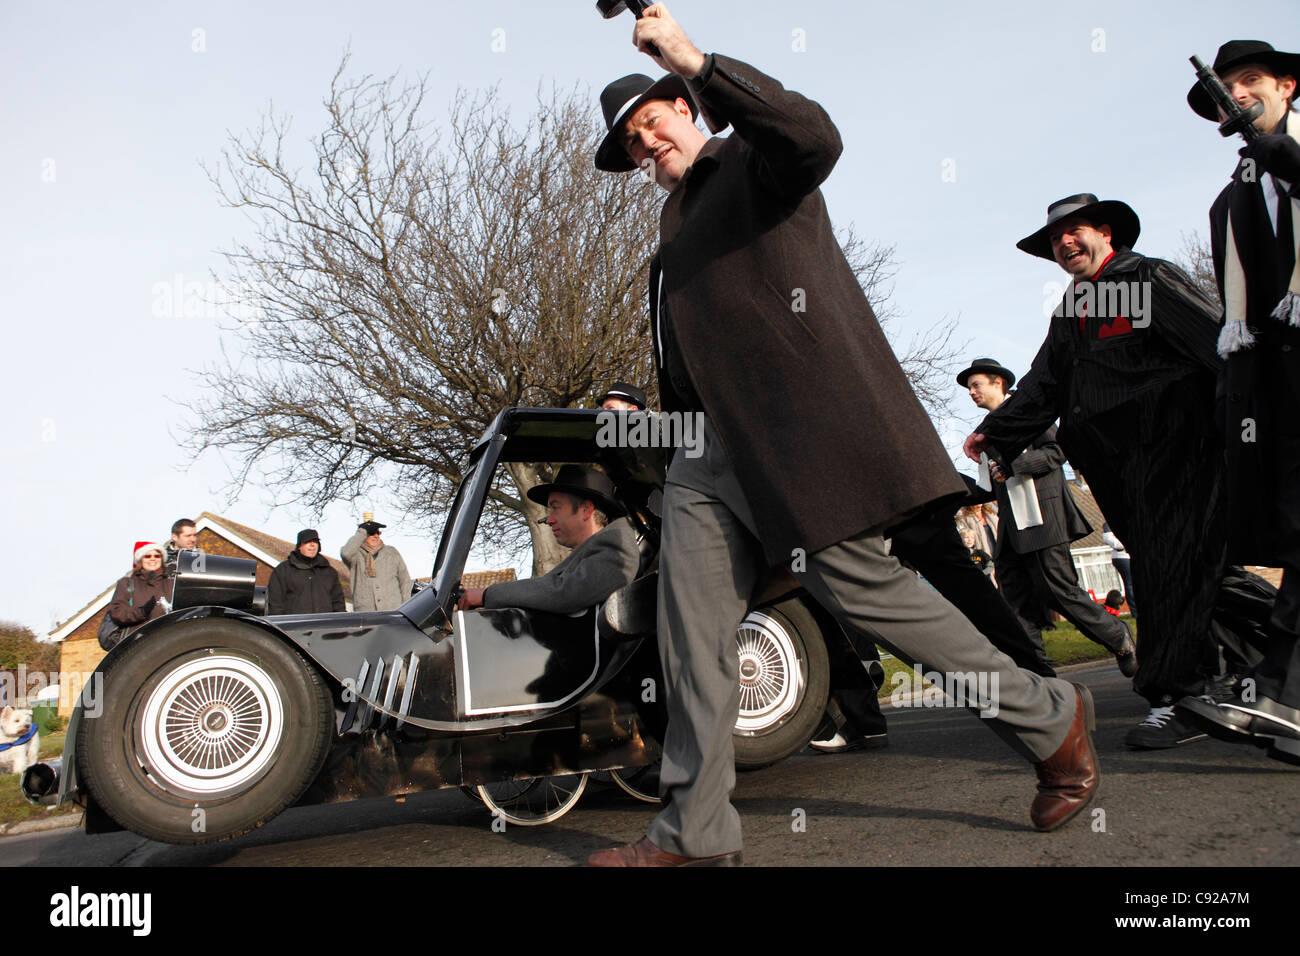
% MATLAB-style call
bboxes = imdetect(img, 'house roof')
[49,512,352,641]
[1066,480,1108,550]
[461,569,517,589]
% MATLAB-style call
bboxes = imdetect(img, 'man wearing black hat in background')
[964,195,1227,749]
[456,465,639,615]
[599,380,648,411]
[342,517,413,612]
[959,357,1136,682]
[1177,42,1300,764]
[589,4,1099,867]
[267,529,346,615]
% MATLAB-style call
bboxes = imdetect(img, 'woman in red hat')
[106,541,173,632]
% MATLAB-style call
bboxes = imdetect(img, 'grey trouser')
[647,418,1079,857]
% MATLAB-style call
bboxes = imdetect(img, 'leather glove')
[1240,134,1300,182]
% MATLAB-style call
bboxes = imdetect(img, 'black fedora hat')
[599,380,648,409]
[595,72,698,173]
[1017,193,1141,262]
[527,464,627,518]
[956,358,1016,390]
[1187,40,1300,122]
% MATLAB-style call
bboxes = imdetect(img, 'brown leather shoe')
[586,836,743,867]
[1030,683,1099,832]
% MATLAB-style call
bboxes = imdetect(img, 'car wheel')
[475,773,588,826]
[77,618,334,845]
[732,599,830,770]
[608,762,662,803]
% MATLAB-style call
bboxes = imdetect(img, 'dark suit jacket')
[991,425,1091,556]
[482,519,639,615]
[649,54,965,565]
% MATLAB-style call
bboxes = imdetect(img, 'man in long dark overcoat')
[964,195,1228,750]
[1177,41,1300,764]
[586,4,1097,867]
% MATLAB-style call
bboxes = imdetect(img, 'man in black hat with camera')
[267,529,346,615]
[1177,41,1300,764]
[456,465,639,615]
[964,194,1228,749]
[958,357,1135,681]
[588,4,1099,867]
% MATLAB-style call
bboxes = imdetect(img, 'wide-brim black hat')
[599,380,648,409]
[1187,40,1300,122]
[1017,193,1140,262]
[956,358,1016,390]
[595,72,698,173]
[527,464,626,518]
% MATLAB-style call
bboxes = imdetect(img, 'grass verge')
[0,732,80,830]
[877,616,1135,698]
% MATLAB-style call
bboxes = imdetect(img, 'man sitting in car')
[456,465,640,615]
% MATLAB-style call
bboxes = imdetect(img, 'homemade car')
[25,408,880,843]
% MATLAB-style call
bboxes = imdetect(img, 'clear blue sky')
[1,1,1291,632]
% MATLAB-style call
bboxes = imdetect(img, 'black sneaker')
[1124,706,1208,749]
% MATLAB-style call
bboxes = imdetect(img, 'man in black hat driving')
[588,4,1099,867]
[964,194,1228,748]
[1177,41,1300,764]
[958,357,1135,680]
[456,465,639,615]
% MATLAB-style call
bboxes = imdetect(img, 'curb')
[0,812,83,838]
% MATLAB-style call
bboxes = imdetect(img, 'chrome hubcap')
[734,611,804,735]
[139,656,284,795]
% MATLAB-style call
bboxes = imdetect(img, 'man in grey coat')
[456,465,640,615]
[587,4,1098,867]
[342,519,413,612]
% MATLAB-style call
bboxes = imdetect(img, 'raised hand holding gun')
[1189,55,1263,141]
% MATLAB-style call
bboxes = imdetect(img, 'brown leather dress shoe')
[586,836,743,867]
[1030,683,1099,832]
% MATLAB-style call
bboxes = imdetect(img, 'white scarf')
[1217,109,1300,357]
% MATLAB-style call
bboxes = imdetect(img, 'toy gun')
[594,0,726,134]
[1189,55,1263,141]
[597,0,660,58]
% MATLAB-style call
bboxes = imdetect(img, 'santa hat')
[134,541,165,564]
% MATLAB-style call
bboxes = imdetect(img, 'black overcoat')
[651,54,964,565]
[267,550,346,615]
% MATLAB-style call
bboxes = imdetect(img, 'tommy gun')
[1189,55,1263,142]
[596,0,660,57]
[594,0,726,134]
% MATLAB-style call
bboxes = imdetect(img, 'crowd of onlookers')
[101,515,414,647]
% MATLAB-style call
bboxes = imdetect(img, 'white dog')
[0,706,40,777]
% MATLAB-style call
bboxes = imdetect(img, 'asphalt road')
[5,663,1297,868]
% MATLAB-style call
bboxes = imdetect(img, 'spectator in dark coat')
[267,529,346,615]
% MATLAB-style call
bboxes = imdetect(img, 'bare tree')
[1174,230,1222,308]
[189,59,957,574]
[192,62,666,572]
[840,229,964,419]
